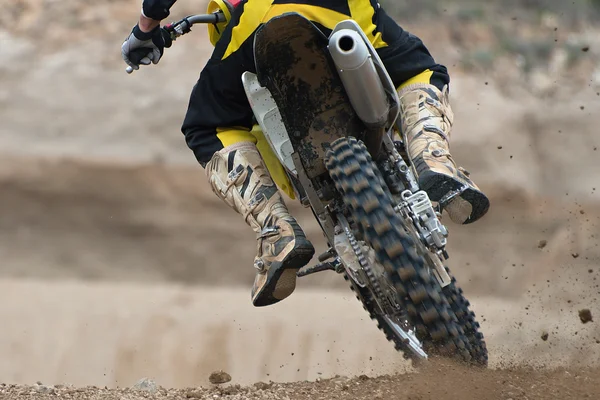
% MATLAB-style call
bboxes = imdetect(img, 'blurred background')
[1,0,599,389]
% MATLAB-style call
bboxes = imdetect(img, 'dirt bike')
[126,10,487,365]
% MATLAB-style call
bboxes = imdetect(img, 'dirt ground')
[1,277,599,397]
[2,365,600,400]
[1,0,600,398]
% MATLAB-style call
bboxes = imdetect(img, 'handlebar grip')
[128,48,152,65]
[124,13,223,75]
[161,27,173,48]
[125,48,152,74]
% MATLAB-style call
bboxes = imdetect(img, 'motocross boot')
[205,142,315,306]
[397,83,490,224]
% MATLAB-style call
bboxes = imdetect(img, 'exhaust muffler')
[328,29,390,128]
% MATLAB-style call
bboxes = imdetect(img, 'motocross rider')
[122,0,490,307]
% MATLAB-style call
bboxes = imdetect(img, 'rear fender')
[253,12,366,179]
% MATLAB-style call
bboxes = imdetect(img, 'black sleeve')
[180,7,258,165]
[374,7,450,90]
[142,0,178,20]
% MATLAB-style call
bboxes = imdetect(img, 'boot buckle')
[254,258,265,272]
[258,226,280,239]
[248,193,266,208]
[425,97,442,109]
[423,124,449,142]
[227,164,244,182]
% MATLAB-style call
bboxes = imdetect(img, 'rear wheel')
[325,136,472,362]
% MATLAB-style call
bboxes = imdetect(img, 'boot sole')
[419,171,490,224]
[252,241,314,307]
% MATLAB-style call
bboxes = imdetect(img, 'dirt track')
[2,279,599,387]
[2,365,600,400]
[1,278,599,397]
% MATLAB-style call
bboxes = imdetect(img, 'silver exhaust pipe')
[328,29,390,128]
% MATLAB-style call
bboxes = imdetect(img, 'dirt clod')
[579,309,593,324]
[209,371,232,385]
[538,240,548,249]
[254,382,272,390]
[35,385,55,395]
[132,378,157,393]
[185,389,203,398]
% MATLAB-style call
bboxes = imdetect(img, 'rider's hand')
[121,24,168,70]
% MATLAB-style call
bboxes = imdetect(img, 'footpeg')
[317,247,336,262]
[297,259,342,277]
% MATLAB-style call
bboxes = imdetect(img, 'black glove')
[121,25,172,70]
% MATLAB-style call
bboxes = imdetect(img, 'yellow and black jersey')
[167,0,450,170]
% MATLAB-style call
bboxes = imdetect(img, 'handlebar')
[125,11,225,74]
